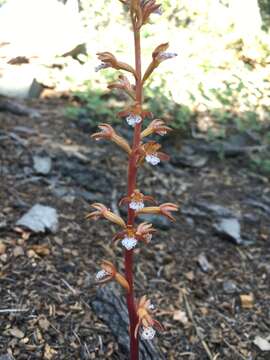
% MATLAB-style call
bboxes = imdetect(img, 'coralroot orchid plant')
[88,1,178,359]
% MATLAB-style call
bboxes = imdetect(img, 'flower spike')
[95,260,130,292]
[136,202,179,221]
[96,52,137,78]
[86,203,126,228]
[92,124,131,154]
[141,119,172,138]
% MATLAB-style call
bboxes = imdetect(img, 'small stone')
[240,293,254,309]
[33,155,52,175]
[253,336,270,351]
[215,218,243,244]
[223,280,237,294]
[13,246,24,257]
[27,249,38,258]
[0,241,6,255]
[197,253,213,272]
[0,254,7,262]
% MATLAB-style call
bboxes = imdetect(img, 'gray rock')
[16,204,58,233]
[223,280,238,294]
[195,202,235,218]
[214,218,242,244]
[0,355,13,360]
[33,155,52,175]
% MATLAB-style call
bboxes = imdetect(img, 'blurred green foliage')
[66,0,270,172]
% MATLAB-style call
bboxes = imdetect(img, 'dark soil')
[0,97,269,360]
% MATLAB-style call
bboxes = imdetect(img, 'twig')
[223,339,248,360]
[61,279,78,295]
[0,308,29,313]
[183,292,215,360]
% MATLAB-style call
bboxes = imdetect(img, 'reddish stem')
[124,22,143,360]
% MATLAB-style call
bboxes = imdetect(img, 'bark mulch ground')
[0,97,269,359]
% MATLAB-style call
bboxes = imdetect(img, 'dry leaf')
[0,241,6,255]
[31,245,50,256]
[240,294,254,309]
[9,327,24,339]
[38,317,50,331]
[184,271,194,281]
[44,343,57,360]
[13,246,24,257]
[173,310,188,324]
[253,336,270,351]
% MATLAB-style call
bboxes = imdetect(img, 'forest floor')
[0,96,269,360]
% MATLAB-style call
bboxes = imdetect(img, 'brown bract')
[108,75,136,100]
[86,203,126,228]
[141,0,161,25]
[140,119,172,138]
[136,202,179,221]
[97,52,137,78]
[91,124,131,154]
[119,189,156,206]
[118,102,153,120]
[135,295,164,338]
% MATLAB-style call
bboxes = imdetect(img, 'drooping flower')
[96,52,137,77]
[95,260,130,292]
[135,295,164,339]
[141,119,172,138]
[86,203,126,228]
[118,103,153,126]
[142,43,177,83]
[120,189,156,210]
[91,123,131,154]
[136,202,178,221]
[113,222,156,249]
[137,141,169,166]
